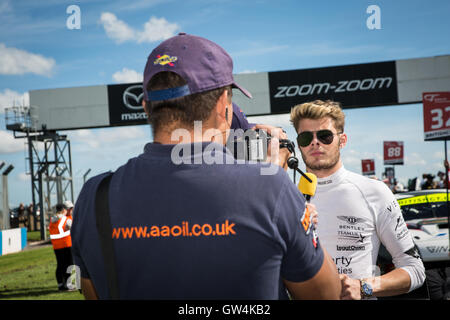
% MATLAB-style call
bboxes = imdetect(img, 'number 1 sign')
[423,92,450,141]
[361,159,375,176]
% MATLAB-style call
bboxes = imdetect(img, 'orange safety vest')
[49,214,72,249]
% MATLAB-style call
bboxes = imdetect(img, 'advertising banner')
[107,82,147,127]
[383,141,404,165]
[268,61,398,114]
[361,159,375,176]
[423,92,450,141]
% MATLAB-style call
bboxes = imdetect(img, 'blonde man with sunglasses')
[290,100,425,299]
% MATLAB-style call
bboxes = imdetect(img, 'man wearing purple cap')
[72,33,340,300]
[231,102,254,130]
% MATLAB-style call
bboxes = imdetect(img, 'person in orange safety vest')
[64,200,74,219]
[49,203,74,291]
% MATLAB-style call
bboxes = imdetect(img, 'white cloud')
[340,149,384,175]
[99,12,135,44]
[73,129,93,138]
[432,161,445,170]
[18,172,30,182]
[0,89,29,113]
[112,68,143,83]
[99,12,179,44]
[68,127,150,167]
[71,127,147,149]
[405,152,427,166]
[70,129,99,149]
[433,151,445,159]
[137,16,179,43]
[97,127,146,143]
[247,113,292,129]
[0,43,55,76]
[341,149,361,166]
[0,130,25,154]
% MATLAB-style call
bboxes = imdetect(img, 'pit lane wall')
[27,55,450,131]
[0,228,27,256]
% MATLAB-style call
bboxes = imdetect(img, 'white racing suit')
[311,166,425,296]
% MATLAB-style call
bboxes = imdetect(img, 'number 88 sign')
[384,141,404,165]
[423,92,450,141]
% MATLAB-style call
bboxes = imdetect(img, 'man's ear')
[339,133,348,148]
[142,100,149,115]
[216,89,229,119]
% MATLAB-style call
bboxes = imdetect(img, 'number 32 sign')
[423,92,450,141]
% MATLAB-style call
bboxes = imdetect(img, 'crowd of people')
[10,203,34,230]
[373,161,450,194]
[416,170,448,190]
[405,164,449,192]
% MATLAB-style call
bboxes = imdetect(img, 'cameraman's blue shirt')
[71,142,323,299]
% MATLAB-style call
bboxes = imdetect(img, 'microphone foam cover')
[298,172,317,197]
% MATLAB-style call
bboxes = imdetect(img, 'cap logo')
[154,54,177,66]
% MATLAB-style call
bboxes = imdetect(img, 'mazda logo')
[123,85,144,110]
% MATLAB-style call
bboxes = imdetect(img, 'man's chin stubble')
[302,154,340,171]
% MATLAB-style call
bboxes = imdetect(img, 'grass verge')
[0,245,84,300]
[27,230,49,242]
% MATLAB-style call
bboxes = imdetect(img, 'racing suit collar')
[315,165,347,189]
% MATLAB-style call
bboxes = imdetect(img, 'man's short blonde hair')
[290,100,345,133]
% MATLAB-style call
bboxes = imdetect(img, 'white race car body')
[407,217,449,262]
[396,190,450,264]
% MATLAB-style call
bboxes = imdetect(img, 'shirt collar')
[316,165,348,189]
[142,141,234,162]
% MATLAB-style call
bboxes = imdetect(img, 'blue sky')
[0,0,450,207]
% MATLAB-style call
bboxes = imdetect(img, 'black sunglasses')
[296,130,342,147]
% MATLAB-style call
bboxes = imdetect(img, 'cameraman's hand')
[253,124,291,171]
[307,203,318,227]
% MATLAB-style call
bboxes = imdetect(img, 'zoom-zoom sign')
[268,61,398,113]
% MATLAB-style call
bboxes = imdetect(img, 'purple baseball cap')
[143,33,252,101]
[231,103,255,130]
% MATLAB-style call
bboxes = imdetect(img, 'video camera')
[227,128,295,162]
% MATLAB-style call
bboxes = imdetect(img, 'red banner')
[423,92,450,141]
[361,159,375,176]
[383,141,404,165]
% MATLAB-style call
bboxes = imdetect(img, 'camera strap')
[95,172,120,299]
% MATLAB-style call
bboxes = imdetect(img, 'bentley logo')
[337,216,365,225]
[123,85,144,110]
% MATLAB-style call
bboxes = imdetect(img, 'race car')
[396,190,449,265]
[377,189,450,299]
